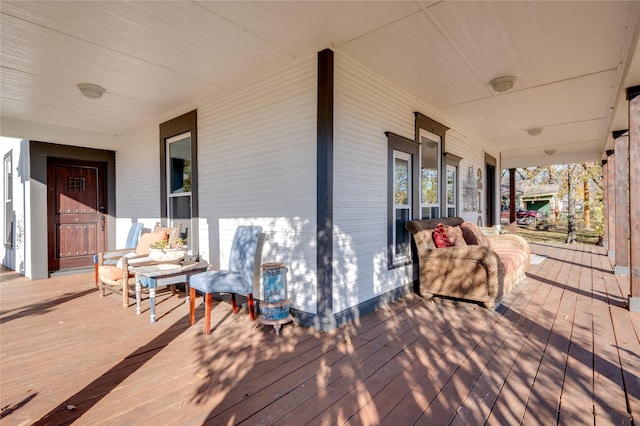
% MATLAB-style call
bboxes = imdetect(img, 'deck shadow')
[31,313,191,425]
[0,289,96,324]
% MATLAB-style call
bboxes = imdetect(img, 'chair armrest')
[487,234,530,260]
[124,255,152,266]
[98,248,136,264]
[418,246,504,298]
[479,226,500,236]
[102,248,135,255]
[98,252,149,268]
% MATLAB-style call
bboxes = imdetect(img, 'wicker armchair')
[93,223,143,287]
[97,223,181,307]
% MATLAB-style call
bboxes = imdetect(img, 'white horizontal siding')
[196,55,318,313]
[113,55,318,313]
[333,52,418,312]
[113,126,164,246]
[115,126,162,219]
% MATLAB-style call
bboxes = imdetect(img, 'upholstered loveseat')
[405,217,530,309]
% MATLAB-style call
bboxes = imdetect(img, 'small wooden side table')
[130,261,208,323]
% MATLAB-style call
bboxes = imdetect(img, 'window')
[387,132,419,268]
[446,165,456,217]
[419,129,441,219]
[3,152,13,247]
[415,112,449,220]
[393,151,412,264]
[445,153,462,218]
[387,114,447,268]
[166,133,192,248]
[160,110,198,254]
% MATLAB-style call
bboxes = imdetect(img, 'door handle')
[100,214,105,231]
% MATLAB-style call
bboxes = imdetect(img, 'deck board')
[448,264,550,425]
[378,286,531,425]
[558,248,596,424]
[421,264,546,423]
[1,241,638,425]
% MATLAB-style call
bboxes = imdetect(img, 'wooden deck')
[1,242,639,425]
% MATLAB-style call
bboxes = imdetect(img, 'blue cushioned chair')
[189,226,262,334]
[93,222,144,287]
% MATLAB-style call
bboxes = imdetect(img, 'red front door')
[47,159,107,272]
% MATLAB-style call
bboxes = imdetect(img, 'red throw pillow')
[432,223,452,248]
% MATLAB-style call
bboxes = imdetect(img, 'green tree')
[581,161,604,235]
[502,162,604,243]
[565,164,579,243]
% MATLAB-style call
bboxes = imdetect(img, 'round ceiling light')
[77,83,105,99]
[489,76,516,93]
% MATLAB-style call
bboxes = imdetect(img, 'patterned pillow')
[460,222,491,247]
[432,223,452,248]
[446,225,467,246]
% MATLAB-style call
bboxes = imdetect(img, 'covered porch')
[1,240,638,425]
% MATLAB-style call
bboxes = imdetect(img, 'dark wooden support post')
[602,159,608,250]
[627,85,640,311]
[317,49,334,321]
[614,132,630,276]
[509,168,516,234]
[607,150,616,259]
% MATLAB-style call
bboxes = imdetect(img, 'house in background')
[521,183,561,220]
[2,2,639,328]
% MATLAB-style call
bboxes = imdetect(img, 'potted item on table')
[148,238,187,262]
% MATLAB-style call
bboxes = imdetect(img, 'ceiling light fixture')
[544,148,557,156]
[489,76,516,93]
[77,83,105,99]
[527,127,543,136]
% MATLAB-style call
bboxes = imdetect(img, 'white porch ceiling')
[1,1,639,169]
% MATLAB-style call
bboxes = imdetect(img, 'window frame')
[445,152,462,218]
[386,132,419,269]
[4,151,13,248]
[415,112,449,220]
[393,151,412,265]
[418,128,441,219]
[165,132,193,250]
[160,110,198,255]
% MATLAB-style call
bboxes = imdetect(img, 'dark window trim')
[415,112,449,138]
[159,110,198,250]
[386,131,420,269]
[484,152,497,167]
[445,152,462,166]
